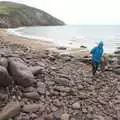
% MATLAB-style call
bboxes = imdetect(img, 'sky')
[1,0,120,25]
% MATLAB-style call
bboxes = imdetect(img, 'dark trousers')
[92,61,99,75]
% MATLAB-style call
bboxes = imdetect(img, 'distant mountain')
[0,1,65,28]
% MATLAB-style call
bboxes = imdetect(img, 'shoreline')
[0,28,89,57]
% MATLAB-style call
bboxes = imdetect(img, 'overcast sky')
[1,0,120,25]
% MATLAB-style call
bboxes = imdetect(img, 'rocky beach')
[0,29,120,120]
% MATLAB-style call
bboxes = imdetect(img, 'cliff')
[0,1,65,28]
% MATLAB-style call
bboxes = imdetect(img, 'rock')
[0,66,12,87]
[113,68,120,75]
[0,92,8,101]
[0,57,8,68]
[37,82,46,95]
[57,46,67,50]
[23,92,40,100]
[72,102,81,109]
[22,104,41,113]
[94,115,105,120]
[54,86,71,93]
[30,66,44,76]
[60,113,70,120]
[0,101,20,120]
[8,57,34,87]
[44,113,54,120]
[30,113,38,119]
[23,87,36,93]
[55,78,69,86]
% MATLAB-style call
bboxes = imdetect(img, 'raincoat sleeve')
[90,47,96,54]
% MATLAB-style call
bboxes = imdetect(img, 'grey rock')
[23,87,36,93]
[37,82,46,94]
[54,86,71,93]
[30,66,44,75]
[22,104,41,113]
[0,66,12,87]
[23,92,40,100]
[0,57,8,68]
[8,57,34,87]
[0,101,20,120]
[55,78,69,86]
[72,102,81,109]
[60,113,70,120]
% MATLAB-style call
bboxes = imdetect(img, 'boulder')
[0,101,20,120]
[8,57,34,87]
[0,57,8,68]
[0,66,12,87]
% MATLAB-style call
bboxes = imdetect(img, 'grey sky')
[1,0,120,25]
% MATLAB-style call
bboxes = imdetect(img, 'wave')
[7,27,55,43]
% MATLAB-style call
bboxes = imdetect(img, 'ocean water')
[8,25,120,53]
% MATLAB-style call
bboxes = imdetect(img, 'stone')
[54,86,71,93]
[55,78,69,86]
[30,66,44,75]
[23,92,40,100]
[23,87,36,93]
[0,57,8,68]
[0,101,20,120]
[8,57,34,87]
[22,104,41,113]
[0,66,12,87]
[30,113,38,119]
[113,68,120,75]
[60,113,70,120]
[72,102,80,109]
[94,115,105,120]
[0,92,8,101]
[37,82,46,94]
[44,113,54,120]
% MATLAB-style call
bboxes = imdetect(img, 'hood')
[98,41,104,47]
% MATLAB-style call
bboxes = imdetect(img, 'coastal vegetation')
[0,2,65,28]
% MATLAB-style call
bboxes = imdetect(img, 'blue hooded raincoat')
[90,41,104,63]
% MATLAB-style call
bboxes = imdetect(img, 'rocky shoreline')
[0,34,120,120]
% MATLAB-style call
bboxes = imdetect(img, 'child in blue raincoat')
[90,41,104,76]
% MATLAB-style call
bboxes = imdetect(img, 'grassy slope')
[0,2,64,27]
[0,2,25,14]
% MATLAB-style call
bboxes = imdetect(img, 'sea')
[8,25,120,54]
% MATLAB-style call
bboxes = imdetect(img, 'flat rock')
[8,57,34,87]
[22,104,41,113]
[113,68,120,75]
[54,86,71,93]
[23,87,36,93]
[0,101,20,120]
[54,78,69,86]
[0,66,12,87]
[23,92,40,100]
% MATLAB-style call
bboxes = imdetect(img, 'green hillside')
[0,2,65,28]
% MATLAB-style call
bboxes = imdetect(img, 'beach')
[0,28,89,57]
[0,28,120,120]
